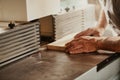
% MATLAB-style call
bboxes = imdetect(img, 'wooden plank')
[47,33,115,54]
[47,33,77,51]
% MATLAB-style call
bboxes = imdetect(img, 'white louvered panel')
[0,22,40,67]
[0,45,39,63]
[0,25,34,39]
[0,25,40,40]
[0,37,39,52]
[54,5,96,40]
[0,32,40,48]
[0,31,36,46]
[0,38,39,54]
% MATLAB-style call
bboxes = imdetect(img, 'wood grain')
[47,33,77,51]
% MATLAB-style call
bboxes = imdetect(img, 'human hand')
[65,36,99,54]
[74,27,103,39]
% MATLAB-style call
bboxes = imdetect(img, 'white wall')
[44,0,60,15]
[26,0,60,21]
[0,0,27,21]
[0,0,2,20]
[0,0,61,21]
[26,0,45,21]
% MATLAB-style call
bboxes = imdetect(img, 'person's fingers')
[74,31,85,38]
[70,44,83,50]
[65,40,83,53]
[66,41,75,49]
[74,29,90,38]
[74,28,100,39]
[65,40,76,53]
[65,43,72,53]
[68,43,83,54]
[86,29,99,36]
[65,42,71,48]
[66,36,98,54]
[65,36,93,54]
[69,48,84,54]
[69,44,93,54]
[93,31,100,36]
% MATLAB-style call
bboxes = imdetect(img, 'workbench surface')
[0,50,110,80]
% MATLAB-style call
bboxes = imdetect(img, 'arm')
[98,37,120,52]
[65,11,113,54]
[96,10,107,30]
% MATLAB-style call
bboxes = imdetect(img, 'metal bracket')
[97,53,120,72]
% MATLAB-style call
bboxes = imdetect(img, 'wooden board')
[47,33,116,54]
[47,33,77,51]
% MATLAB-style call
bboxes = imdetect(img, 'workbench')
[1,50,117,80]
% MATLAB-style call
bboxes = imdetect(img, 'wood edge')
[47,44,66,51]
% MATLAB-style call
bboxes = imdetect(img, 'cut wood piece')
[47,33,78,51]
